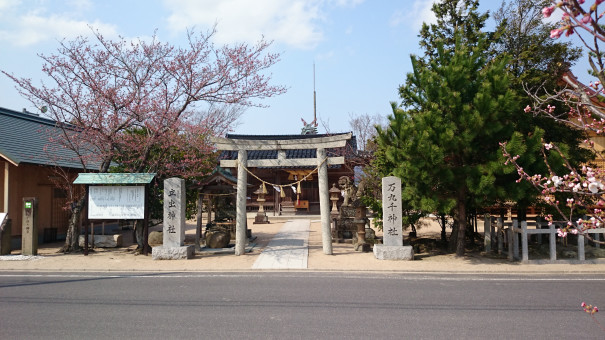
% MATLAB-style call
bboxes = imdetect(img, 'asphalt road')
[1,272,604,339]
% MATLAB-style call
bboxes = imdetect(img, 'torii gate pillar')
[317,148,332,254]
[235,150,248,255]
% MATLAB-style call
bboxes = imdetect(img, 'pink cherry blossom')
[542,6,555,18]
[557,228,568,237]
[550,28,563,39]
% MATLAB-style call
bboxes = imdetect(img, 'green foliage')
[379,23,520,255]
[493,0,582,92]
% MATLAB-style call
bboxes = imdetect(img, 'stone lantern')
[254,184,269,224]
[329,183,341,217]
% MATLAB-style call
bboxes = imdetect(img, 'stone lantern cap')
[329,183,341,194]
[254,184,268,196]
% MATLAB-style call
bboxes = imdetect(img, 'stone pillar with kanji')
[373,176,413,260]
[21,198,38,256]
[152,178,194,260]
[382,177,402,246]
[163,178,185,247]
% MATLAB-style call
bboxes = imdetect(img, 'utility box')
[22,198,38,255]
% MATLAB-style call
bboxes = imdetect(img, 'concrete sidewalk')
[252,219,310,269]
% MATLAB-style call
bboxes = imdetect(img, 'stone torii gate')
[211,133,352,256]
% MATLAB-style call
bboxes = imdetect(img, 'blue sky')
[0,0,591,135]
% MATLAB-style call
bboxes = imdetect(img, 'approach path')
[252,219,310,269]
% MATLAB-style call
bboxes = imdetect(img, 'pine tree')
[378,31,518,256]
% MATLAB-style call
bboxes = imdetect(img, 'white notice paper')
[88,186,145,219]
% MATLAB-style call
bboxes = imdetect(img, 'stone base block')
[254,212,269,224]
[152,245,194,260]
[354,241,371,252]
[79,234,123,248]
[373,245,414,261]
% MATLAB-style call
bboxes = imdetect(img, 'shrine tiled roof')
[0,106,98,169]
[225,133,352,140]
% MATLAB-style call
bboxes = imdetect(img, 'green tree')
[493,0,581,91]
[378,30,518,256]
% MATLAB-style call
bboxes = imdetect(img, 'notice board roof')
[73,173,156,185]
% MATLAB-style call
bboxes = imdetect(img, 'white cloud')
[0,0,20,12]
[163,0,363,50]
[65,0,93,13]
[329,0,363,7]
[391,0,436,31]
[2,14,118,46]
[0,1,118,47]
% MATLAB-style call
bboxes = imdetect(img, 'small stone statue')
[338,176,357,206]
[338,176,370,252]
[353,177,367,207]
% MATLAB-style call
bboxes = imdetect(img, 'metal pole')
[84,185,89,256]
[195,193,203,251]
[313,63,317,123]
[143,183,150,256]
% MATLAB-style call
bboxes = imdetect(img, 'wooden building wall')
[1,160,72,243]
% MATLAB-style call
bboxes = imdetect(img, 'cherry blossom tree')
[2,27,286,252]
